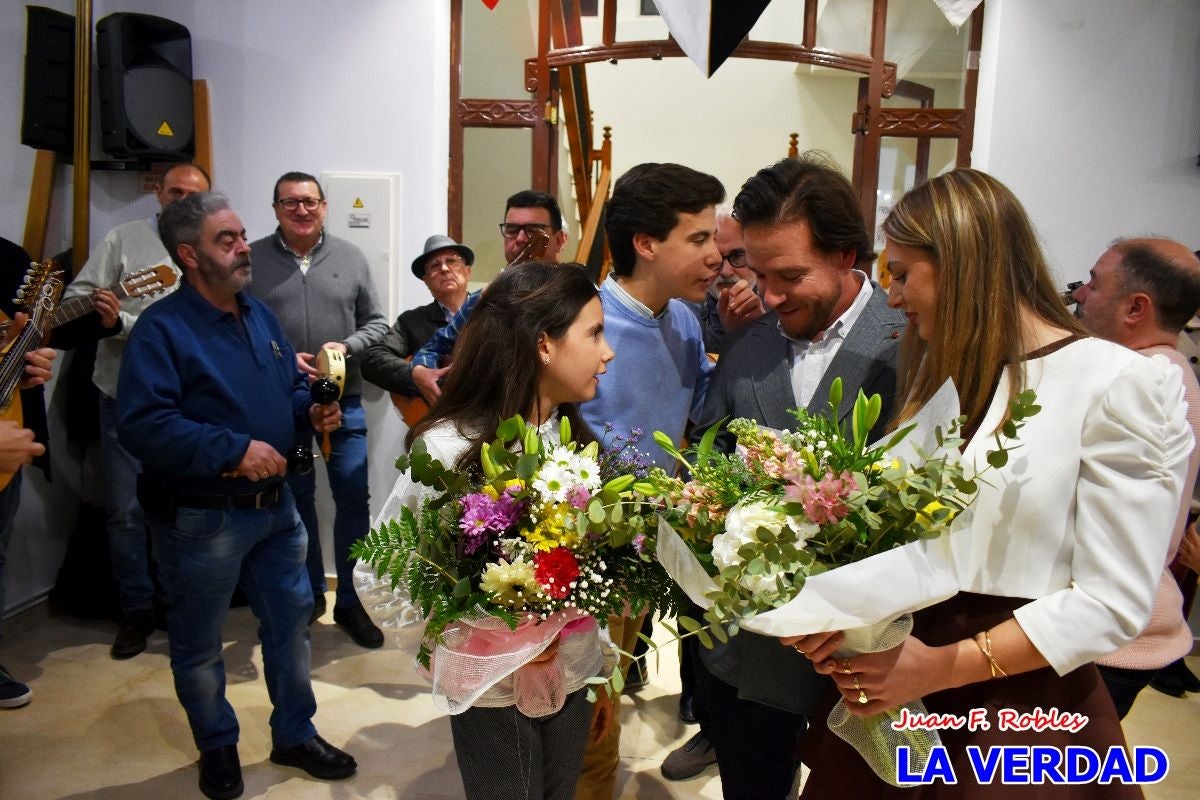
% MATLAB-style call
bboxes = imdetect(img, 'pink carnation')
[785,469,855,525]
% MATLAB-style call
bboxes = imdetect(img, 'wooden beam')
[602,0,616,46]
[72,0,92,263]
[803,0,817,50]
[22,150,56,263]
[856,0,889,238]
[457,99,540,126]
[448,0,464,241]
[544,40,897,94]
[958,2,985,167]
[574,163,610,266]
[192,79,213,182]
[532,0,553,191]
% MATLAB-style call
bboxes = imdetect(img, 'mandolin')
[0,262,65,488]
[509,225,551,267]
[390,226,553,425]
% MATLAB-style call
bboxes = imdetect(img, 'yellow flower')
[916,500,956,525]
[483,479,525,500]
[522,503,582,551]
[480,557,540,607]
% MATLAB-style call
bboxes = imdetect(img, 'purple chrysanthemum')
[460,493,504,555]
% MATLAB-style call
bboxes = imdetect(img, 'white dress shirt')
[788,271,873,409]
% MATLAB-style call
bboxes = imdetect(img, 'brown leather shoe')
[661,731,717,781]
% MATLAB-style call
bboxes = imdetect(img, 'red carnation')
[534,547,580,600]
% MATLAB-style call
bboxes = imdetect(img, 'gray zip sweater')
[248,229,388,397]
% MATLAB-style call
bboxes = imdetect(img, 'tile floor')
[1,599,1197,799]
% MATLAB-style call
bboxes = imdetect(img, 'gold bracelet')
[973,629,1009,679]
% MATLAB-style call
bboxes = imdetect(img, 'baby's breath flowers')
[352,414,681,672]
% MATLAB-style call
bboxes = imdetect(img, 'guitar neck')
[0,321,45,409]
[50,285,131,325]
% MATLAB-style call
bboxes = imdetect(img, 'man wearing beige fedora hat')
[362,234,474,402]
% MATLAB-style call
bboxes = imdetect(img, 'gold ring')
[852,675,861,691]
[793,645,805,655]
[857,690,869,705]
[841,658,852,674]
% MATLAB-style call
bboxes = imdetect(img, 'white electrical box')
[320,171,403,321]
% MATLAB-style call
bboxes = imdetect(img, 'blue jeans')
[148,489,317,751]
[0,470,23,638]
[100,394,157,613]
[288,396,369,609]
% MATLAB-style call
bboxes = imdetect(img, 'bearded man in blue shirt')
[117,192,356,800]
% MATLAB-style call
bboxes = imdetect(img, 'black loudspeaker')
[21,6,76,154]
[96,12,194,160]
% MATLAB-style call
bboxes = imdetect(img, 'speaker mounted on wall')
[21,6,76,155]
[97,12,194,160]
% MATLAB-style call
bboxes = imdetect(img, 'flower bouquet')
[351,415,680,715]
[640,378,1039,785]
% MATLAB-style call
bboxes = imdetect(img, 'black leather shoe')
[678,693,697,724]
[199,744,243,800]
[111,608,156,660]
[309,593,327,626]
[1149,675,1186,698]
[270,734,357,780]
[333,605,383,648]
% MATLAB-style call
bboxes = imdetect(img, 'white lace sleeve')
[354,424,471,643]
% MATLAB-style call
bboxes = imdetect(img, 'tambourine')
[313,347,346,460]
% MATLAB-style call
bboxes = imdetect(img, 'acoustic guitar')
[0,263,177,337]
[391,227,552,426]
[0,263,176,488]
[0,262,65,488]
[51,263,177,327]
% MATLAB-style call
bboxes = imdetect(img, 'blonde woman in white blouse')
[784,170,1192,799]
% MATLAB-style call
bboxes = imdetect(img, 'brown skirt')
[798,593,1146,799]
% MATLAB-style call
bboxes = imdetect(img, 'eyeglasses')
[721,249,748,269]
[275,197,324,212]
[425,255,467,274]
[499,223,554,240]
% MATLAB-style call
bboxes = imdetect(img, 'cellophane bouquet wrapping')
[642,378,1038,785]
[351,415,681,715]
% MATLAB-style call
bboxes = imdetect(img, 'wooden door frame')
[448,0,984,241]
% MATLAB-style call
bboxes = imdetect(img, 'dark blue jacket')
[117,281,314,495]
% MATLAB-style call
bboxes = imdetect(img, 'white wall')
[6,0,1200,618]
[974,0,1200,283]
[1,0,449,615]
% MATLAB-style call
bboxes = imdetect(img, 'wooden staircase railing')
[550,0,612,280]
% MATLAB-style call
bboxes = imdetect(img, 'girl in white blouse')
[365,263,616,800]
[784,170,1192,798]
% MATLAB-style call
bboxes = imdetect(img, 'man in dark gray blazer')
[664,155,906,798]
[361,234,474,400]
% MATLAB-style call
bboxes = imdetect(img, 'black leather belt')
[169,484,285,510]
